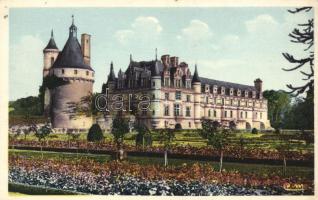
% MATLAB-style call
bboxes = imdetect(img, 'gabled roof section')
[200,77,256,91]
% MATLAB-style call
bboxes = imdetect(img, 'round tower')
[150,58,162,129]
[43,30,59,117]
[49,16,94,130]
[43,30,59,78]
[192,64,201,129]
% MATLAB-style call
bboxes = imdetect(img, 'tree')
[33,123,52,159]
[282,7,313,96]
[275,132,293,176]
[134,123,150,148]
[34,123,52,142]
[263,90,291,129]
[87,124,104,142]
[229,121,237,132]
[158,127,175,168]
[111,114,129,160]
[199,119,229,172]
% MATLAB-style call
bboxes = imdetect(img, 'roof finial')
[155,48,158,61]
[51,29,54,38]
[130,54,132,62]
[72,14,74,25]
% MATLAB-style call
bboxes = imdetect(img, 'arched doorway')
[260,122,265,130]
[246,122,251,130]
[175,123,182,130]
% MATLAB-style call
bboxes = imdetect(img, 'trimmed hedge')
[8,182,84,195]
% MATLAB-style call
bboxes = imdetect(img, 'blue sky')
[9,7,313,100]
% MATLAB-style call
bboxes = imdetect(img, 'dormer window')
[237,89,241,96]
[252,91,256,98]
[205,85,209,92]
[245,91,248,97]
[213,86,217,94]
[221,87,225,95]
[230,88,234,95]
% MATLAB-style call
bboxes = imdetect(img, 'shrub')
[251,128,258,134]
[87,124,103,142]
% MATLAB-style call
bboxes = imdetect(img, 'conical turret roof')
[52,16,93,71]
[191,64,201,83]
[44,30,58,50]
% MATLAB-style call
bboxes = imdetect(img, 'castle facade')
[104,54,271,130]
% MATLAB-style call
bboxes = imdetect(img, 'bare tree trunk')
[164,150,168,168]
[219,150,223,173]
[283,155,287,176]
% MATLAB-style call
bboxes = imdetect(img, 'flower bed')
[9,155,313,195]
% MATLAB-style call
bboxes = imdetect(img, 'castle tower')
[43,30,59,77]
[106,61,116,92]
[150,57,162,129]
[49,16,94,130]
[192,64,201,129]
[43,30,59,117]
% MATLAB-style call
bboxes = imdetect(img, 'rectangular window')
[174,104,180,116]
[214,110,217,117]
[186,95,190,102]
[230,99,233,105]
[74,70,78,74]
[208,110,211,117]
[245,111,248,118]
[51,57,54,66]
[152,81,155,87]
[165,93,169,100]
[206,96,209,104]
[62,69,65,74]
[222,98,225,105]
[189,122,191,128]
[240,112,243,118]
[230,110,233,118]
[224,110,227,118]
[260,112,263,119]
[164,106,169,116]
[175,91,181,100]
[255,112,258,119]
[186,107,191,117]
[86,71,89,76]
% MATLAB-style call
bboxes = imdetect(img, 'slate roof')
[191,64,201,83]
[44,30,58,50]
[126,60,164,76]
[52,36,93,71]
[200,77,256,91]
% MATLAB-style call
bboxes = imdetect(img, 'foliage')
[229,121,236,131]
[282,7,313,96]
[9,96,42,116]
[111,114,130,148]
[263,90,291,129]
[158,128,176,150]
[198,119,220,139]
[134,123,151,146]
[87,124,104,142]
[251,128,258,134]
[34,123,52,141]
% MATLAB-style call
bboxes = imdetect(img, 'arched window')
[50,57,54,66]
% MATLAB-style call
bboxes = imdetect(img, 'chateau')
[42,17,271,131]
[103,54,271,130]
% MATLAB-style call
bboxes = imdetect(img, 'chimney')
[81,33,91,66]
[161,55,170,66]
[254,78,263,98]
[170,56,179,67]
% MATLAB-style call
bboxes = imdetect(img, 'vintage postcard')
[0,0,316,199]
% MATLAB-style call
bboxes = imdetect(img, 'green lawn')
[11,130,314,153]
[9,149,314,179]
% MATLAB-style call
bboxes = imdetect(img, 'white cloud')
[220,34,240,48]
[177,20,213,47]
[10,35,45,100]
[115,16,162,45]
[245,14,279,33]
